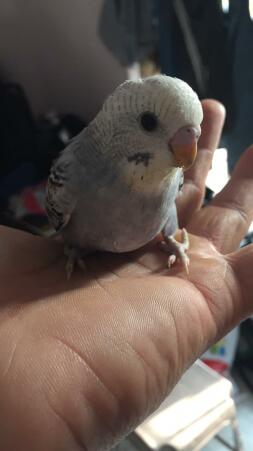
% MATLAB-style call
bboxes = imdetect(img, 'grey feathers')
[46,154,76,231]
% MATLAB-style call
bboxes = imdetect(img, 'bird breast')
[64,169,181,253]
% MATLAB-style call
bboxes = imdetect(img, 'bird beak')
[169,125,201,170]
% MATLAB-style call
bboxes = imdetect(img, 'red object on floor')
[21,182,47,216]
[202,358,229,375]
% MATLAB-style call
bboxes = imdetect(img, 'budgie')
[46,75,203,278]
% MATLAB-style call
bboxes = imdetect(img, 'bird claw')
[66,258,74,281]
[168,254,177,268]
[178,252,189,275]
[161,228,190,274]
[64,246,87,280]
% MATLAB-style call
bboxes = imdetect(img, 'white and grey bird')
[45,75,203,278]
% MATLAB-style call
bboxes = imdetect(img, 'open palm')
[1,100,253,451]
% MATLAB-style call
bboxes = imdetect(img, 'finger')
[228,244,253,319]
[189,146,253,253]
[177,100,226,227]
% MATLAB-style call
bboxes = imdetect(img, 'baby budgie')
[46,75,203,278]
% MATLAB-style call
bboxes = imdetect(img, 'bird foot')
[64,246,87,280]
[159,228,190,274]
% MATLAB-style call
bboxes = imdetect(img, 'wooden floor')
[114,374,253,451]
[204,379,253,451]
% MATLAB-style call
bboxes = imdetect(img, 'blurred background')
[0,1,253,449]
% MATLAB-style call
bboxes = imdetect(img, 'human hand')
[1,99,253,451]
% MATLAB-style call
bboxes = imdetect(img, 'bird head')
[94,75,203,191]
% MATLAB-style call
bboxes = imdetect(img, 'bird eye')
[140,112,158,132]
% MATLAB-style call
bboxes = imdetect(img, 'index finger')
[177,100,226,227]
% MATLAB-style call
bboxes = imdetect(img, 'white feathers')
[102,75,203,141]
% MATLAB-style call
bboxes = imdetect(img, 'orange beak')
[169,125,201,170]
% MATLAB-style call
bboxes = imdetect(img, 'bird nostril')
[170,126,201,148]
[187,126,201,139]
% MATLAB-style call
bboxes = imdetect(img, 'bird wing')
[178,169,184,195]
[45,154,77,232]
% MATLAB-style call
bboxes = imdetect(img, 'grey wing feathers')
[178,169,184,195]
[45,156,76,231]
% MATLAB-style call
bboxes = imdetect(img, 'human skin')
[1,100,253,451]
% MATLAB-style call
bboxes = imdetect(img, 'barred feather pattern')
[45,159,72,231]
